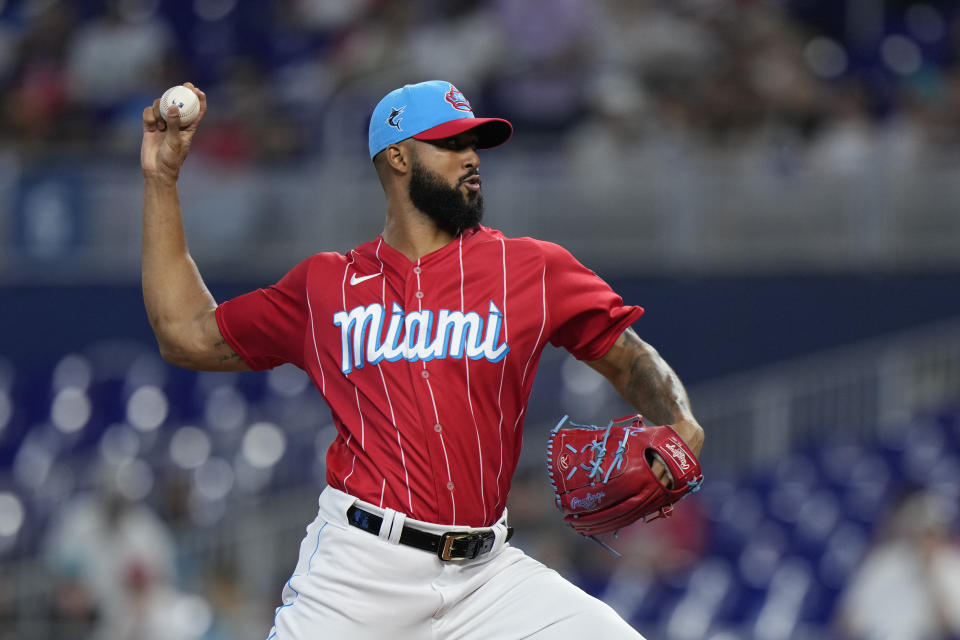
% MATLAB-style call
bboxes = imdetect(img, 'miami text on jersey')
[333,300,510,374]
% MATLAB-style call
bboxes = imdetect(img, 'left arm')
[586,327,704,456]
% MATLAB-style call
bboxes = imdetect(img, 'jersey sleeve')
[214,257,312,370]
[542,242,644,361]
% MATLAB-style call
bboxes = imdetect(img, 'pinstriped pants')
[265,486,643,640]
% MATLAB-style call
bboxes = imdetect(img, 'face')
[407,132,483,237]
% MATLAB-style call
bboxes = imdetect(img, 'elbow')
[156,337,193,369]
[149,307,225,371]
[157,343,184,367]
[151,321,199,369]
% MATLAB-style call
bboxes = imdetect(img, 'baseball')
[158,85,200,127]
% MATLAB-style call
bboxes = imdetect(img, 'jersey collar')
[366,225,486,275]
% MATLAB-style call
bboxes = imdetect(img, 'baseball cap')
[368,80,513,159]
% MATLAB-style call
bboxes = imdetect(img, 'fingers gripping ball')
[159,85,200,127]
[546,414,703,536]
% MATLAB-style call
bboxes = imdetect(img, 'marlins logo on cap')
[368,80,513,159]
[387,106,405,131]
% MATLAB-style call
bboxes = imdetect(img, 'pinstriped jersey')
[215,226,643,527]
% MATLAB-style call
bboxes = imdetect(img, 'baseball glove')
[546,414,703,536]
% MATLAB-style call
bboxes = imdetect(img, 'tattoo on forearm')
[621,334,691,425]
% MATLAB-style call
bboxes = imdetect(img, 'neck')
[381,200,457,262]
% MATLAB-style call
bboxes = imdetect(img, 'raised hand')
[141,82,206,184]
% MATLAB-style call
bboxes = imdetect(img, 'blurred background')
[2,0,960,638]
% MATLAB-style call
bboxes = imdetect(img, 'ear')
[384,142,413,175]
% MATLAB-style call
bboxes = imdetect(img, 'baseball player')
[140,80,704,639]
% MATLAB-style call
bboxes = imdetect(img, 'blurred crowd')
[4,0,960,172]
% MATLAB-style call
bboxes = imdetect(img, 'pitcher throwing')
[140,79,705,639]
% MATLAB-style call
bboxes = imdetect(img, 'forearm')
[141,177,217,360]
[620,344,693,426]
[589,328,704,454]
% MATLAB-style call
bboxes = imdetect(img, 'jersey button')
[446,481,455,491]
[415,291,424,299]
[434,423,442,433]
[421,370,430,379]
[413,266,422,275]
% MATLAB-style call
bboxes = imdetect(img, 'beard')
[408,161,484,237]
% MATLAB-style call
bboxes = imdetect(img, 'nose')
[462,145,480,170]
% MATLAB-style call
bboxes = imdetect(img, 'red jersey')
[215,225,643,527]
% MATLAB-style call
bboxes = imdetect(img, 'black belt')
[346,505,514,561]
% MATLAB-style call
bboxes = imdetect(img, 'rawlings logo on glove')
[546,414,703,537]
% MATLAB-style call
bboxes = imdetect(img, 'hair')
[372,149,390,185]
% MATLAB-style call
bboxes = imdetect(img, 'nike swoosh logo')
[350,272,383,286]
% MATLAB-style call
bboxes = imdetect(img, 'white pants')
[266,487,644,640]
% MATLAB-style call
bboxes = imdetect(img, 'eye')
[433,136,477,151]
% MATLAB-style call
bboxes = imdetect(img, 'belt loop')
[491,522,509,554]
[379,508,397,542]
[387,512,406,545]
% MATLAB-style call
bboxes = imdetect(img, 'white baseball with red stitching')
[159,85,200,126]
